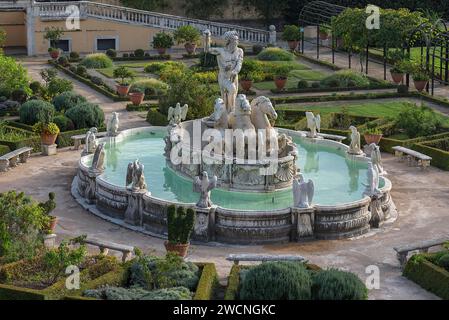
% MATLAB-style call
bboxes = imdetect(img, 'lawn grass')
[253,69,325,90]
[96,67,115,78]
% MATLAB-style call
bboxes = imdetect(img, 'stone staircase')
[30,0,272,44]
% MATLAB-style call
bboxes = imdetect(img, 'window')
[96,38,116,51]
[50,39,70,52]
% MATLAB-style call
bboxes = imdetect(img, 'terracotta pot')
[364,134,383,145]
[413,79,428,92]
[156,47,167,55]
[41,133,58,145]
[287,40,299,51]
[240,79,253,91]
[47,216,58,233]
[49,50,60,59]
[274,76,287,90]
[319,31,329,40]
[390,71,404,84]
[116,84,130,97]
[184,43,197,55]
[129,92,145,106]
[164,241,189,258]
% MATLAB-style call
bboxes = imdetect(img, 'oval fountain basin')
[82,127,383,211]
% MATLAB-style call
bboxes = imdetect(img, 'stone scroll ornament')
[167,103,189,126]
[126,159,147,191]
[90,142,105,172]
[107,112,119,136]
[305,112,321,138]
[292,173,314,208]
[193,171,217,208]
[348,125,363,155]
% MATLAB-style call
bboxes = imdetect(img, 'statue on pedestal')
[348,125,363,155]
[107,112,119,136]
[84,127,98,155]
[167,103,189,126]
[306,112,321,138]
[193,171,217,208]
[293,174,314,208]
[126,159,147,191]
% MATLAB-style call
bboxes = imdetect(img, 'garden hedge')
[0,145,10,156]
[193,263,218,300]
[112,54,170,62]
[271,83,396,94]
[126,103,158,112]
[412,140,449,171]
[0,283,47,300]
[146,108,168,126]
[0,126,40,153]
[403,256,449,300]
[5,121,34,132]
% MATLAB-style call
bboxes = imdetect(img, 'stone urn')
[274,76,288,90]
[390,71,404,84]
[413,80,428,92]
[164,241,189,258]
[364,133,383,145]
[116,84,130,97]
[156,47,167,55]
[240,79,253,91]
[129,92,145,106]
[287,40,299,51]
[41,133,58,145]
[184,43,197,55]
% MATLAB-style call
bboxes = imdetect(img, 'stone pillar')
[192,206,215,242]
[43,233,57,249]
[269,25,276,46]
[124,189,147,226]
[26,2,36,56]
[85,168,102,204]
[369,196,384,228]
[41,144,57,156]
[291,207,315,241]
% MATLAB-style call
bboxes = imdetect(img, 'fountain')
[72,31,397,244]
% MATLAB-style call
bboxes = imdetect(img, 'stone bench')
[392,146,432,169]
[393,237,448,268]
[318,133,347,143]
[0,147,33,172]
[71,131,107,150]
[83,238,134,262]
[226,254,305,265]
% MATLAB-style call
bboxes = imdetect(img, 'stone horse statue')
[207,97,228,132]
[228,94,255,132]
[250,96,278,155]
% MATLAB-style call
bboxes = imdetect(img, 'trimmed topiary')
[321,70,370,88]
[311,268,368,300]
[52,91,87,112]
[53,115,75,132]
[79,53,113,69]
[437,254,449,271]
[29,81,42,94]
[297,80,308,89]
[146,108,168,126]
[105,49,117,58]
[239,262,312,300]
[76,65,88,77]
[311,82,320,88]
[134,49,145,57]
[19,100,55,125]
[69,51,80,60]
[65,102,105,129]
[129,79,168,96]
[252,44,264,55]
[257,48,294,61]
[11,88,28,103]
[90,76,104,86]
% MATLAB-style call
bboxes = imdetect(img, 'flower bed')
[403,251,449,299]
[112,54,170,62]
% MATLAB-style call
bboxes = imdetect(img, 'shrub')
[84,286,192,300]
[76,65,87,77]
[19,100,55,125]
[129,79,168,96]
[0,54,31,97]
[437,254,449,271]
[144,61,185,74]
[123,53,129,58]
[199,52,218,68]
[321,70,370,88]
[395,104,442,138]
[134,49,145,57]
[252,44,264,55]
[239,262,312,300]
[11,88,28,103]
[282,25,301,41]
[167,205,195,244]
[53,115,75,132]
[311,269,368,300]
[47,78,74,98]
[52,91,86,112]
[257,48,294,61]
[297,80,308,89]
[29,81,42,95]
[173,25,201,45]
[90,76,104,86]
[69,51,80,60]
[192,71,217,83]
[311,82,320,88]
[57,56,68,66]
[153,32,175,49]
[0,144,10,156]
[105,49,117,58]
[113,66,134,85]
[79,53,113,69]
[240,59,264,82]
[65,102,105,129]
[146,108,168,126]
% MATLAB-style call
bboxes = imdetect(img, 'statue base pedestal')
[43,233,57,249]
[41,144,57,156]
[192,206,216,242]
[124,189,147,226]
[291,207,315,241]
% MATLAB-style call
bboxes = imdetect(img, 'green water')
[94,129,373,210]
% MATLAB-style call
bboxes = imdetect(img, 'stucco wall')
[0,11,27,47]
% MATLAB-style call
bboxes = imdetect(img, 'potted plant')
[282,25,301,51]
[273,65,290,90]
[319,24,331,40]
[44,27,64,59]
[33,121,60,145]
[412,65,430,92]
[363,124,383,145]
[164,205,195,258]
[390,62,405,84]
[39,192,57,233]
[152,32,174,55]
[388,51,408,84]
[113,66,134,96]
[239,60,261,92]
[173,25,201,55]
[129,87,145,106]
